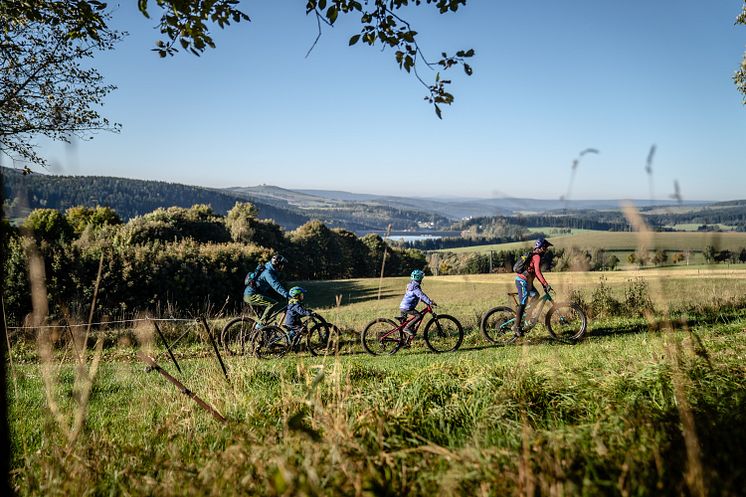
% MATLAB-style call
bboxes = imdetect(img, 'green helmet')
[289,286,306,298]
[410,269,425,282]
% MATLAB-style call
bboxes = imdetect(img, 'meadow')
[434,230,746,257]
[7,268,746,496]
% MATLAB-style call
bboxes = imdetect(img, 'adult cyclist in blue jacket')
[244,254,290,325]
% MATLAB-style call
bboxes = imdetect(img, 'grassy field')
[435,231,746,255]
[8,268,746,496]
[666,223,737,232]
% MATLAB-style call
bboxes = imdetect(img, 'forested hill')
[1,167,309,229]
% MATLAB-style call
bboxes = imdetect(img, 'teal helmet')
[410,269,425,282]
[289,286,306,298]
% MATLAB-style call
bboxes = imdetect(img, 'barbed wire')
[5,317,201,331]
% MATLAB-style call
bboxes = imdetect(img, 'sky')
[22,1,746,201]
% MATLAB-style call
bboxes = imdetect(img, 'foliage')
[224,201,258,242]
[307,0,474,118]
[623,278,655,317]
[2,1,473,170]
[736,2,746,103]
[65,205,121,234]
[22,208,73,243]
[0,0,123,167]
[114,204,231,245]
[2,204,429,320]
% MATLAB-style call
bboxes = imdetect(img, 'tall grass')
[7,267,746,496]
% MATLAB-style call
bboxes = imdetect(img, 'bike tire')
[251,325,290,359]
[423,314,463,353]
[307,322,340,356]
[545,303,587,342]
[480,306,519,346]
[361,318,403,356]
[220,316,256,356]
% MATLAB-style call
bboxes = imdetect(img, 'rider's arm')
[265,270,289,299]
[297,304,314,317]
[411,284,433,306]
[531,253,549,288]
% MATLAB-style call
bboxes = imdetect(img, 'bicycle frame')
[509,291,553,332]
[379,305,435,344]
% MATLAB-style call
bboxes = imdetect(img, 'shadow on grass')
[293,279,398,307]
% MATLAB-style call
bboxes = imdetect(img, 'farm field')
[7,268,746,496]
[435,230,746,255]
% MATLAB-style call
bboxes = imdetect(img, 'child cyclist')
[514,237,554,337]
[284,286,314,341]
[399,269,437,337]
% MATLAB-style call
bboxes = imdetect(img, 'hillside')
[226,185,453,230]
[1,168,308,229]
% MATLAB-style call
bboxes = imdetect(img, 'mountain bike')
[220,300,290,356]
[251,314,340,358]
[480,290,587,345]
[361,304,463,355]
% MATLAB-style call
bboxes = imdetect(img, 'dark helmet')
[271,254,287,268]
[534,237,553,250]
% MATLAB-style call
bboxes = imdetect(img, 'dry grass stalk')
[623,202,707,497]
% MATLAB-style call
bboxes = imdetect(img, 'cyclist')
[284,286,314,341]
[244,254,290,325]
[514,237,553,337]
[399,269,436,337]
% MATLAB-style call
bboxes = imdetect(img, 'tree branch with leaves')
[735,1,746,103]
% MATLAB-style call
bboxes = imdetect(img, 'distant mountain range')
[2,167,720,232]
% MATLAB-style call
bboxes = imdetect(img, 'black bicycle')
[220,301,289,356]
[480,290,587,345]
[251,313,340,358]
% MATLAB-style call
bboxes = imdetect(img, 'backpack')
[513,251,534,274]
[244,263,265,290]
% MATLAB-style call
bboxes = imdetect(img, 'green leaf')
[327,6,338,24]
[138,0,150,18]
[349,34,361,46]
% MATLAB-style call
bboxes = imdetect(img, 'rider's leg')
[401,309,421,335]
[245,294,276,325]
[514,277,530,337]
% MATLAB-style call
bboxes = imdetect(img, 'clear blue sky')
[29,1,746,201]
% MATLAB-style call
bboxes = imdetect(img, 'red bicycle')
[360,304,463,355]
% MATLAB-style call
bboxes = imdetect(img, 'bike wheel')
[307,322,340,356]
[480,306,518,346]
[221,316,256,356]
[251,325,289,359]
[545,303,587,342]
[424,315,463,353]
[361,318,403,356]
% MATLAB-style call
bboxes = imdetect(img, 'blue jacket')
[284,301,313,328]
[244,261,289,300]
[399,280,433,311]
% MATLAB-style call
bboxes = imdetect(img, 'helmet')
[271,254,287,268]
[410,269,425,281]
[289,286,306,298]
[534,237,553,250]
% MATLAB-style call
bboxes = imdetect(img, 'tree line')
[2,203,425,324]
